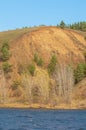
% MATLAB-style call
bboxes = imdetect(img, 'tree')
[53,63,74,103]
[11,80,21,90]
[69,21,86,31]
[0,68,8,103]
[83,51,86,62]
[48,55,57,75]
[0,42,10,61]
[37,57,43,67]
[34,53,38,63]
[84,36,86,40]
[18,64,26,74]
[60,20,66,28]
[34,53,44,67]
[2,62,12,73]
[28,63,36,76]
[74,63,86,83]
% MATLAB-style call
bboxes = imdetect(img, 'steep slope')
[0,26,86,109]
[73,78,86,108]
[10,26,86,67]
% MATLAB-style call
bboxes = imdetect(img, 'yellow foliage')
[21,67,50,103]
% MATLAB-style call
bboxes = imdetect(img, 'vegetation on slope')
[0,26,86,108]
[58,20,86,32]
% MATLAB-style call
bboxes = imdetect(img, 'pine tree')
[48,55,57,75]
[60,20,66,28]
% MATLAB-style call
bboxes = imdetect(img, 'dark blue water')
[0,108,86,130]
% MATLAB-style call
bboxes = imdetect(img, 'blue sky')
[0,0,86,31]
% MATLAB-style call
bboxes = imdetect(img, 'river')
[0,108,86,130]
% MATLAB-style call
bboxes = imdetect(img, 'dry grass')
[0,27,40,47]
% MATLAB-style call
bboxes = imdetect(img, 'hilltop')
[0,26,86,109]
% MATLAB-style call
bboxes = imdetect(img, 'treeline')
[57,21,86,32]
[69,22,86,31]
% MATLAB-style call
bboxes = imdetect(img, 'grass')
[0,27,39,47]
[0,26,86,48]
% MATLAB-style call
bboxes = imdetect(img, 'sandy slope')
[10,26,86,66]
[0,26,86,109]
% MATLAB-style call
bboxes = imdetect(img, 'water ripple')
[0,109,86,130]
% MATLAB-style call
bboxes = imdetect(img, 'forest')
[58,21,86,32]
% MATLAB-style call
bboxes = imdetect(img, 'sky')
[0,0,86,31]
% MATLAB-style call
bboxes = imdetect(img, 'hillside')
[73,78,86,108]
[10,26,86,65]
[0,26,86,109]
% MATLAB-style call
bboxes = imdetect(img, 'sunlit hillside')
[0,26,86,109]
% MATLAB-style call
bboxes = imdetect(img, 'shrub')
[0,42,10,61]
[74,63,86,83]
[1,42,9,50]
[84,36,86,40]
[2,62,12,73]
[34,53,44,67]
[11,80,21,90]
[48,55,57,75]
[83,51,86,62]
[34,53,38,63]
[28,63,36,76]
[37,58,43,66]
[18,64,26,74]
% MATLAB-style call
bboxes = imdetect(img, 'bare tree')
[21,74,32,103]
[53,63,74,103]
[0,69,7,103]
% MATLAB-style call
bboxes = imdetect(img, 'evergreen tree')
[37,57,43,67]
[34,53,44,67]
[69,21,86,31]
[48,55,57,75]
[60,20,66,28]
[0,42,10,61]
[34,53,38,63]
[74,63,86,83]
[28,63,35,76]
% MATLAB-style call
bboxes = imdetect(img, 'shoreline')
[0,103,86,110]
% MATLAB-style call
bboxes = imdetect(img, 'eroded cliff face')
[0,26,86,108]
[10,26,86,66]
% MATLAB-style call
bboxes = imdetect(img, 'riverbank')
[0,102,86,109]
